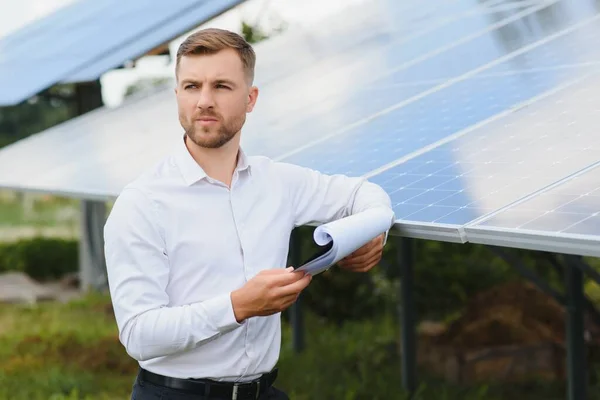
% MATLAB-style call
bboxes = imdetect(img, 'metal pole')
[398,237,416,395]
[75,79,106,292]
[79,200,108,291]
[289,228,305,353]
[564,255,586,400]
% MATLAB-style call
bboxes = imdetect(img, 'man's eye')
[216,84,230,89]
[185,85,197,90]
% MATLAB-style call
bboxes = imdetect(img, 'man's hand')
[231,267,311,323]
[337,233,385,272]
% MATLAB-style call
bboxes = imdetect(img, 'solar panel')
[0,86,180,199]
[243,0,568,155]
[465,162,600,257]
[64,0,244,83]
[0,0,465,198]
[1,0,599,253]
[0,0,245,106]
[270,12,600,173]
[0,0,490,188]
[377,66,600,240]
[250,0,554,90]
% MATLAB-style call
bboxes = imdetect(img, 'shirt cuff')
[199,292,244,333]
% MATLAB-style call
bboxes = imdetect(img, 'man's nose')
[196,88,215,109]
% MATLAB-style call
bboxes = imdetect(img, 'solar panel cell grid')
[374,69,600,227]
[272,14,600,174]
[471,164,600,236]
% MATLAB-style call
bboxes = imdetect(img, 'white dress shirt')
[103,135,394,382]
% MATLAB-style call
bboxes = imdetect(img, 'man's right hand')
[231,267,311,323]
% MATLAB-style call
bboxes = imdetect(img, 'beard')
[182,110,246,149]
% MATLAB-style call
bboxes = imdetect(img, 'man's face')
[175,48,258,149]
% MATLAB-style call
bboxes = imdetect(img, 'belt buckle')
[231,381,260,400]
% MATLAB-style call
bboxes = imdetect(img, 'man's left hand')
[337,233,385,272]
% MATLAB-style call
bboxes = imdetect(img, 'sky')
[0,0,371,106]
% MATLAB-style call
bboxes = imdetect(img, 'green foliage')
[0,194,79,227]
[0,237,78,281]
[241,21,270,44]
[3,293,593,400]
[240,20,287,44]
[411,241,518,320]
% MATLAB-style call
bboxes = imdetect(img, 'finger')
[345,246,381,266]
[341,247,371,264]
[267,269,307,284]
[353,261,379,272]
[346,253,381,268]
[276,274,312,296]
[280,292,301,309]
[257,267,293,277]
[348,236,383,258]
[342,252,382,271]
[367,235,383,250]
[344,260,378,272]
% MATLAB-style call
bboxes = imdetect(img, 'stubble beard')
[183,113,246,149]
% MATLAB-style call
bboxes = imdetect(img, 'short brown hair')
[176,28,256,83]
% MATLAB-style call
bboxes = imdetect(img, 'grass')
[1,292,598,399]
[0,197,75,227]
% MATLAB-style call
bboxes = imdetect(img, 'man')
[104,28,394,400]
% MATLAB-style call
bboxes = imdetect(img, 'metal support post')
[74,79,106,292]
[289,228,305,353]
[398,237,416,395]
[564,255,586,400]
[79,200,108,292]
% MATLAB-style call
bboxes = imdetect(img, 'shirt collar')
[174,135,252,186]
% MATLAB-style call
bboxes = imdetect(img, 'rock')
[0,272,57,304]
[60,272,80,288]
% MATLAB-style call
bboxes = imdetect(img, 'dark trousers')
[131,371,289,400]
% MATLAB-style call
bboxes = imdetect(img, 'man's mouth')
[196,118,219,125]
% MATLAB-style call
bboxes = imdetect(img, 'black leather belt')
[138,367,278,400]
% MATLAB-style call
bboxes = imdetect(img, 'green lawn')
[1,292,597,400]
[0,195,78,227]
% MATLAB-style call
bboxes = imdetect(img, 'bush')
[0,237,78,281]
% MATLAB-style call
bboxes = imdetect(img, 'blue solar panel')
[0,0,245,106]
[244,0,566,147]
[371,68,600,227]
[65,0,243,83]
[273,13,600,174]
[244,6,600,163]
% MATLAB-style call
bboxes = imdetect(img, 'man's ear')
[247,86,259,113]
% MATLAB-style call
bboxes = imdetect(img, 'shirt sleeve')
[275,162,395,232]
[103,187,243,362]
